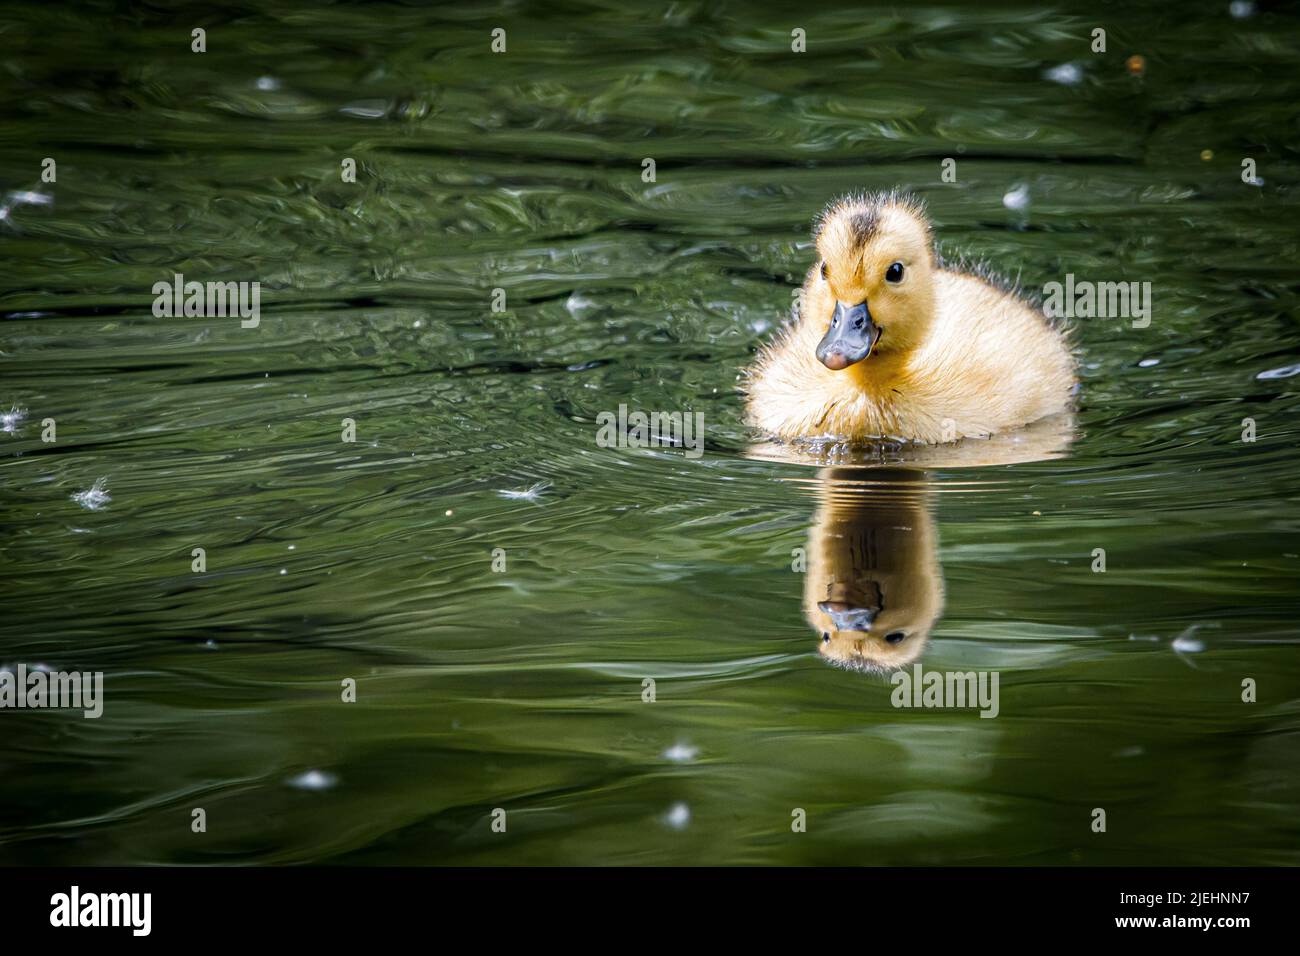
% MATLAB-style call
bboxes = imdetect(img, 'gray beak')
[816,300,881,370]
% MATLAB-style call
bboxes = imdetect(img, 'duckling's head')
[812,582,937,673]
[811,192,936,370]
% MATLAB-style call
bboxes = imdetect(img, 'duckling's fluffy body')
[745,193,1076,444]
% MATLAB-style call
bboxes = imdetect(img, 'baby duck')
[746,192,1075,443]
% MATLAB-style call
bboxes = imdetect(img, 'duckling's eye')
[821,632,831,644]
[885,262,905,284]
[884,631,906,644]
[820,261,829,281]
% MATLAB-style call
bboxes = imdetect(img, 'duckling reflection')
[805,468,941,672]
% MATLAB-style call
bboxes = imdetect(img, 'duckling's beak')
[818,580,883,632]
[817,601,879,632]
[816,300,881,370]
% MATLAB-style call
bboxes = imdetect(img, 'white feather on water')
[662,743,699,763]
[71,477,110,510]
[287,770,338,791]
[1,404,27,433]
[497,480,551,502]
[663,802,691,830]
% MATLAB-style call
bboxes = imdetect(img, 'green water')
[1,0,1299,866]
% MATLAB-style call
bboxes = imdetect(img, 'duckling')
[746,191,1076,443]
[804,468,942,672]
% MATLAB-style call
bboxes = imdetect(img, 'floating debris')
[662,742,699,763]
[1170,626,1206,670]
[497,480,551,502]
[1126,54,1146,76]
[1171,627,1205,655]
[663,802,691,830]
[1002,184,1030,212]
[1138,357,1160,368]
[0,190,53,223]
[71,477,110,511]
[1257,363,1300,380]
[564,293,598,318]
[1,404,27,434]
[1230,1,1255,19]
[287,769,338,791]
[1044,63,1083,86]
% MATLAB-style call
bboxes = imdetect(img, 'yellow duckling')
[745,191,1076,443]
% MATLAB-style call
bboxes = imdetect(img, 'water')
[1,1,1298,865]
